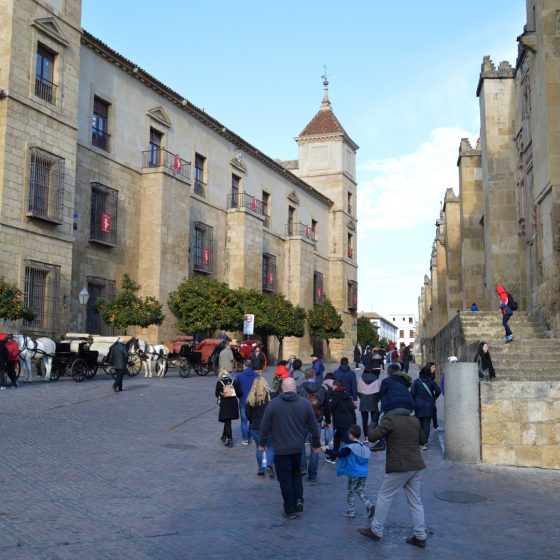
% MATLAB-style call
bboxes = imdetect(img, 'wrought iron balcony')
[35,75,56,104]
[92,127,110,150]
[286,222,316,242]
[141,148,192,180]
[227,192,266,216]
[194,179,206,197]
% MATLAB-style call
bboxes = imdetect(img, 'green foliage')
[95,274,164,330]
[378,337,389,349]
[0,277,36,322]
[168,276,243,335]
[357,315,379,349]
[307,298,344,343]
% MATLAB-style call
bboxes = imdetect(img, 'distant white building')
[361,312,398,343]
[390,314,417,351]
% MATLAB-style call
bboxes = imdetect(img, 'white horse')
[131,338,169,378]
[14,335,56,382]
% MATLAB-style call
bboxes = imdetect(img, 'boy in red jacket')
[496,285,515,341]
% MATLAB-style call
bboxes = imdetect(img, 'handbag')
[221,380,236,398]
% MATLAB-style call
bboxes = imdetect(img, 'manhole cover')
[161,443,197,450]
[435,490,486,503]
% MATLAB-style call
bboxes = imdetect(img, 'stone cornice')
[81,30,333,207]
[295,131,359,151]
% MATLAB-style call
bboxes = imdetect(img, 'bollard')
[443,362,481,463]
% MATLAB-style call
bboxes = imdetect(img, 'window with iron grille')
[231,174,240,208]
[314,272,324,304]
[194,153,206,197]
[27,147,64,223]
[148,128,163,166]
[347,280,358,310]
[262,254,277,292]
[23,260,60,334]
[35,44,56,103]
[90,182,118,246]
[87,276,116,335]
[92,97,110,150]
[193,221,213,275]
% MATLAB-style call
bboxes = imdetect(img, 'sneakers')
[241,440,249,446]
[358,527,381,541]
[266,466,275,479]
[505,334,515,342]
[325,457,336,465]
[422,444,429,450]
[295,499,304,512]
[435,427,444,432]
[343,510,356,518]
[282,512,297,520]
[406,536,427,548]
[367,504,375,518]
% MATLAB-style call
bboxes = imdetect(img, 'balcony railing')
[194,179,206,197]
[193,248,212,274]
[227,192,266,216]
[35,76,56,104]
[141,148,192,180]
[286,222,316,242]
[92,127,110,150]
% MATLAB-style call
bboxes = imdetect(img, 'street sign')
[243,313,254,335]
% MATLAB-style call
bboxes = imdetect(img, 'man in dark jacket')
[259,377,320,519]
[379,364,414,415]
[358,414,428,548]
[334,357,357,401]
[233,359,259,444]
[329,380,357,455]
[298,368,328,482]
[361,347,374,369]
[108,338,129,393]
[310,353,325,383]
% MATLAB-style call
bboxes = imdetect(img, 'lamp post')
[78,286,89,333]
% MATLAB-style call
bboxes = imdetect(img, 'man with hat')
[310,353,324,383]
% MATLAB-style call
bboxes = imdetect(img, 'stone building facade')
[0,0,358,361]
[418,0,560,346]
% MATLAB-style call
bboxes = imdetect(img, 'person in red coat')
[496,285,514,341]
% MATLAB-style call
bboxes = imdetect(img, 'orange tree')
[168,276,243,337]
[0,277,36,322]
[307,298,344,348]
[95,274,164,333]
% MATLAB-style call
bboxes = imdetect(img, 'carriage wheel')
[127,354,142,377]
[102,362,117,378]
[86,363,98,379]
[195,363,209,376]
[71,358,88,382]
[178,359,190,378]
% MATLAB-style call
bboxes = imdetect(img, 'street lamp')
[79,286,89,332]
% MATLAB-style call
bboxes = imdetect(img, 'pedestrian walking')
[358,411,428,547]
[329,379,357,455]
[251,345,266,372]
[259,377,320,519]
[298,368,329,482]
[215,368,239,448]
[325,424,375,519]
[496,284,516,341]
[475,341,496,381]
[322,372,335,447]
[218,340,236,373]
[410,363,441,449]
[0,335,19,389]
[272,360,290,391]
[353,343,362,370]
[333,357,357,402]
[290,358,305,386]
[310,353,325,383]
[107,338,128,393]
[357,366,380,441]
[233,359,259,445]
[246,376,275,478]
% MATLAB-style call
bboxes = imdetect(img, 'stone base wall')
[480,381,560,470]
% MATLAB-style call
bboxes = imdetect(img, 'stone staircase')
[460,311,560,380]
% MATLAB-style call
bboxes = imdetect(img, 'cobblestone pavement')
[1,364,559,559]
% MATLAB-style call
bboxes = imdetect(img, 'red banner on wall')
[101,213,111,233]
[252,196,257,211]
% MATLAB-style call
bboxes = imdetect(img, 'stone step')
[494,373,560,381]
[468,338,558,347]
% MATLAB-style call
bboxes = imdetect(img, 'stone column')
[444,362,481,463]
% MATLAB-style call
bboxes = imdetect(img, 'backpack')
[507,292,519,311]
[220,379,236,398]
[305,390,322,420]
[272,375,282,391]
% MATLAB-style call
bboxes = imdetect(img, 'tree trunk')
[276,335,284,361]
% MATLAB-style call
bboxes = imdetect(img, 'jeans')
[333,428,351,452]
[503,314,513,337]
[370,469,426,540]
[300,421,321,479]
[274,453,303,515]
[252,428,274,472]
[419,417,431,442]
[239,402,252,441]
[323,425,333,446]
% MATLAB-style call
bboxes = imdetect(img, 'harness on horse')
[18,336,54,359]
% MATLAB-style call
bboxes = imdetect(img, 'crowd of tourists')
[214,349,443,549]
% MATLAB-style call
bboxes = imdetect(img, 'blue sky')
[82,1,526,318]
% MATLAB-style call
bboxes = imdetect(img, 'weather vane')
[322,65,328,84]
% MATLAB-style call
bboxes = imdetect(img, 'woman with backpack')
[410,363,441,449]
[215,368,239,448]
[357,366,380,441]
[475,341,496,381]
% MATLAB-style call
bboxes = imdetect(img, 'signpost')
[243,313,254,336]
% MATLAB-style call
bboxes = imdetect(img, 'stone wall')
[480,381,560,469]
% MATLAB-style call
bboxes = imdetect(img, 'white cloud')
[357,127,477,234]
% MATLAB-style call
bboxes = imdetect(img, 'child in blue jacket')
[325,424,375,518]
